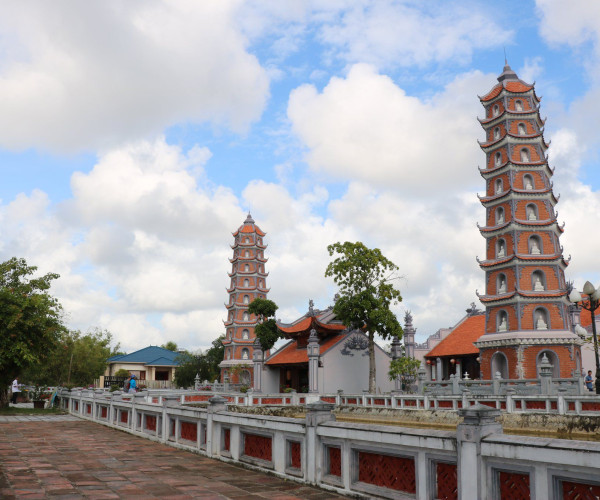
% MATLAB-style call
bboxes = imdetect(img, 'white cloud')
[0,1,269,153]
[288,64,492,194]
[317,1,511,69]
[536,0,600,50]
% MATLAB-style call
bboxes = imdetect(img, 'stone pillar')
[194,373,200,391]
[390,336,402,392]
[436,357,442,381]
[457,404,502,500]
[539,353,554,395]
[252,338,263,393]
[305,402,335,484]
[207,395,227,457]
[307,329,320,393]
[417,367,427,395]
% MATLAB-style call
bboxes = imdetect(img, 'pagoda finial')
[504,47,507,66]
[244,212,255,224]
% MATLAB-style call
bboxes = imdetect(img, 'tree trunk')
[368,330,376,393]
[0,387,9,409]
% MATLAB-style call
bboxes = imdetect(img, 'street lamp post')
[569,281,600,395]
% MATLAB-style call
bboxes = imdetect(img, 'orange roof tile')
[278,316,313,334]
[505,81,533,93]
[481,84,502,102]
[425,315,485,358]
[265,334,346,365]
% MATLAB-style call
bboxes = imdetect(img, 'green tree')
[389,356,422,391]
[22,328,120,387]
[174,336,224,388]
[248,298,280,350]
[161,341,178,352]
[325,242,403,393]
[0,257,67,408]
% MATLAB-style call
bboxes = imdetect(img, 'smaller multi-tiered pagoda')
[219,213,270,384]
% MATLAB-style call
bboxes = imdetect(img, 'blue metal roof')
[107,346,181,366]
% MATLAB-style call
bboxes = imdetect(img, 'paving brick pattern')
[0,417,347,499]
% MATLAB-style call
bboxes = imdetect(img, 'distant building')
[104,345,180,382]
[473,63,581,379]
[219,213,270,385]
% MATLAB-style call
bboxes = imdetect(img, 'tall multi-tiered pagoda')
[474,63,582,379]
[219,213,269,384]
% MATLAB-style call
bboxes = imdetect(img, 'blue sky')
[1,0,599,352]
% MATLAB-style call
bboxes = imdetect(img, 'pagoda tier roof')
[226,285,269,293]
[229,256,269,264]
[478,105,544,126]
[232,213,266,237]
[228,271,269,277]
[424,314,485,358]
[477,254,569,268]
[478,131,546,150]
[478,218,561,232]
[265,333,347,366]
[478,159,551,176]
[478,221,561,236]
[477,186,555,204]
[230,242,267,250]
[478,290,567,303]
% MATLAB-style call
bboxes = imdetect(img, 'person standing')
[10,378,20,404]
[129,375,137,393]
[585,370,594,392]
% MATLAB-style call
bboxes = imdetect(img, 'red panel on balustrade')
[562,479,600,500]
[223,429,230,451]
[436,462,458,500]
[550,401,557,410]
[146,415,157,432]
[261,398,283,404]
[582,402,600,412]
[299,397,305,404]
[373,398,385,405]
[404,399,416,407]
[86,404,91,414]
[498,471,530,500]
[101,406,107,418]
[74,401,78,411]
[525,401,545,410]
[328,447,341,477]
[515,400,522,409]
[438,400,452,408]
[152,397,159,404]
[290,442,301,469]
[253,398,259,404]
[181,421,197,441]
[347,398,357,404]
[500,401,506,409]
[357,451,416,493]
[568,402,575,411]
[244,434,272,461]
[286,398,291,404]
[186,395,211,402]
[321,397,336,403]
[120,410,128,423]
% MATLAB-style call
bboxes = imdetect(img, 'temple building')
[253,300,394,394]
[473,63,582,379]
[219,213,270,384]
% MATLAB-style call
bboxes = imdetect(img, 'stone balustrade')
[60,388,600,499]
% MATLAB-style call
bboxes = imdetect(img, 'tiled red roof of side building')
[265,334,346,365]
[425,315,485,358]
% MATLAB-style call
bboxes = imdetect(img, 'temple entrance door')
[280,365,309,392]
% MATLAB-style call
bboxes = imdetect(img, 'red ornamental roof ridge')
[425,315,485,358]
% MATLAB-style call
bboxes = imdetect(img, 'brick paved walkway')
[0,417,348,499]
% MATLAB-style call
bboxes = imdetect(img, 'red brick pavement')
[0,417,348,499]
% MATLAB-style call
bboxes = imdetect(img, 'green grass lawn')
[0,407,66,416]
